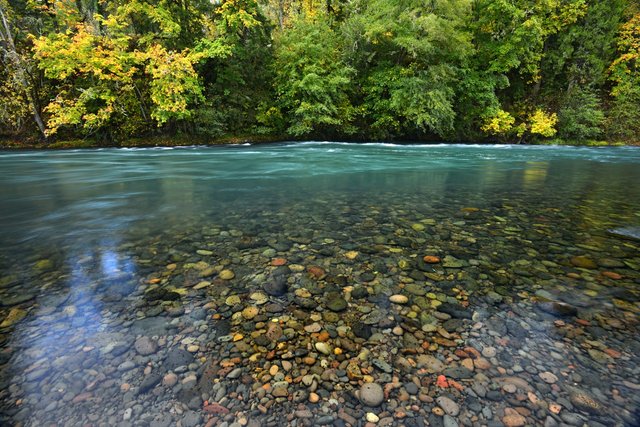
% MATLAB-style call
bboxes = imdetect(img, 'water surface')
[1,143,639,426]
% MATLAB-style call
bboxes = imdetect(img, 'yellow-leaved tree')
[32,0,229,139]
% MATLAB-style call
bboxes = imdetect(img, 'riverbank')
[1,135,637,150]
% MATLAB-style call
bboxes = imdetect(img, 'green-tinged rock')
[315,342,331,355]
[193,281,210,290]
[404,283,426,296]
[242,306,259,320]
[442,256,465,268]
[0,275,18,288]
[1,307,27,328]
[323,312,340,323]
[570,256,597,269]
[35,259,54,271]
[250,292,269,305]
[196,249,213,256]
[1,293,35,307]
[325,292,347,312]
[398,259,410,269]
[226,295,241,306]
[411,223,425,232]
[219,269,235,280]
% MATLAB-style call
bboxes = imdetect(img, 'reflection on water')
[0,143,639,426]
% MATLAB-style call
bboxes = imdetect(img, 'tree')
[31,0,228,139]
[343,0,472,139]
[0,0,46,138]
[607,8,640,141]
[269,13,354,136]
[469,0,587,141]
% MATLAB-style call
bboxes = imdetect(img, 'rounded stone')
[325,292,348,312]
[250,292,269,305]
[219,269,235,280]
[436,396,459,416]
[315,342,331,355]
[163,373,178,387]
[242,306,259,320]
[389,294,409,304]
[225,295,241,306]
[539,371,558,384]
[359,383,385,407]
[134,336,158,356]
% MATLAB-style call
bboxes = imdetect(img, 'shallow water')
[0,142,639,427]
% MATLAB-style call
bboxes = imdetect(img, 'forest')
[0,0,639,146]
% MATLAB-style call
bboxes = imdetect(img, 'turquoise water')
[0,142,639,426]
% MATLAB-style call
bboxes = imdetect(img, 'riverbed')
[1,143,639,426]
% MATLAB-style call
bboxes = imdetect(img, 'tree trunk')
[0,4,47,139]
[277,0,284,29]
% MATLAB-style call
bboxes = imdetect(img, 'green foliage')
[2,0,640,144]
[606,11,640,142]
[192,0,273,137]
[270,13,355,136]
[557,87,605,140]
[344,0,472,139]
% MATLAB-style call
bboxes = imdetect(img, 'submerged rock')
[264,275,288,296]
[538,301,578,317]
[358,383,384,407]
[607,226,640,241]
[0,307,27,328]
[570,256,597,269]
[325,292,347,312]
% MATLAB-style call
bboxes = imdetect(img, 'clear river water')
[0,142,639,427]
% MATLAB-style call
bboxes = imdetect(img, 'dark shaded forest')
[1,0,639,146]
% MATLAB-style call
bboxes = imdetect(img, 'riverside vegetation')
[0,0,639,147]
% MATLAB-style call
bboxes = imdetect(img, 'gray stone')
[608,226,640,241]
[443,415,459,427]
[181,411,202,427]
[359,383,384,407]
[164,347,194,371]
[138,373,162,394]
[436,396,460,416]
[263,275,288,296]
[325,292,347,312]
[134,336,158,356]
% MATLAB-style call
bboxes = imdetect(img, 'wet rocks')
[436,396,460,416]
[4,172,640,427]
[0,307,27,328]
[164,347,194,370]
[134,336,158,356]
[219,269,235,280]
[241,306,258,320]
[389,294,409,304]
[607,226,640,241]
[570,391,604,414]
[437,303,471,319]
[539,371,558,384]
[358,383,384,407]
[538,301,578,317]
[502,408,526,427]
[352,321,372,339]
[263,275,288,296]
[325,292,347,312]
[314,342,331,355]
[138,372,163,394]
[1,294,35,307]
[570,256,597,269]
